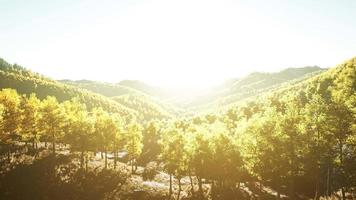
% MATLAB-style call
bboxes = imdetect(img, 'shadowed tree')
[160,124,188,199]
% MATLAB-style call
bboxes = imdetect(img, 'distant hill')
[117,80,158,96]
[0,56,329,118]
[186,66,326,109]
[60,79,177,119]
[222,57,355,118]
[60,79,142,97]
[229,66,324,92]
[0,58,137,121]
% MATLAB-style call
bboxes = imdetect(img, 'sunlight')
[0,1,355,199]
[1,0,354,88]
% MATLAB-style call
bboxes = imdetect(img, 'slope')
[0,58,137,120]
[60,79,178,119]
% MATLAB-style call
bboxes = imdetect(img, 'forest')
[0,57,355,200]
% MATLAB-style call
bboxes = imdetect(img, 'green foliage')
[61,79,173,121]
[0,89,21,144]
[125,123,143,171]
[140,120,161,164]
[20,93,40,144]
[0,56,355,199]
[0,58,136,121]
[40,96,66,154]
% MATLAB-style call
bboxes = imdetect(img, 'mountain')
[60,79,143,97]
[186,66,326,110]
[117,80,159,96]
[0,56,328,118]
[229,66,324,92]
[0,58,138,120]
[60,79,178,119]
[221,57,355,117]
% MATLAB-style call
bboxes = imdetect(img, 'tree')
[111,114,123,169]
[20,93,40,149]
[209,123,244,197]
[187,124,213,198]
[0,103,4,137]
[0,89,21,142]
[125,122,143,173]
[140,120,161,164]
[327,98,354,199]
[92,108,118,169]
[64,99,94,169]
[102,114,119,169]
[0,89,21,160]
[160,124,188,199]
[301,94,331,199]
[39,96,65,155]
[276,97,305,199]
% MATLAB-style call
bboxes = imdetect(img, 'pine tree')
[125,122,143,173]
[20,93,40,148]
[65,99,94,169]
[0,89,21,161]
[160,124,188,199]
[0,89,21,144]
[39,96,65,155]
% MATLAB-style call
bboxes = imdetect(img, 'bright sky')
[0,0,355,89]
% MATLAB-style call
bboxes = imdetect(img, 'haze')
[0,0,355,88]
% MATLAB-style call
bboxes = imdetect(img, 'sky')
[0,0,355,89]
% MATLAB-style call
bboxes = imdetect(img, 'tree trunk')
[34,142,38,158]
[177,177,182,200]
[85,154,89,172]
[169,173,173,199]
[101,151,103,159]
[277,191,280,199]
[326,166,330,197]
[314,177,320,200]
[188,169,195,195]
[131,160,134,173]
[339,141,346,200]
[80,150,84,169]
[341,187,346,200]
[114,151,117,169]
[211,180,216,200]
[52,132,56,155]
[104,150,108,169]
[7,148,11,162]
[198,176,203,198]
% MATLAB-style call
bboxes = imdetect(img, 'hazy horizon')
[1,0,355,88]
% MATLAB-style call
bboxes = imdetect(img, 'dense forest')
[0,57,355,200]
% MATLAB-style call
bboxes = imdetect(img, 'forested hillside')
[60,79,146,97]
[118,80,164,97]
[0,58,181,121]
[60,79,178,119]
[0,57,355,200]
[187,66,325,109]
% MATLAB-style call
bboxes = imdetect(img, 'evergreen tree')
[125,122,143,173]
[39,96,65,155]
[20,93,40,148]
